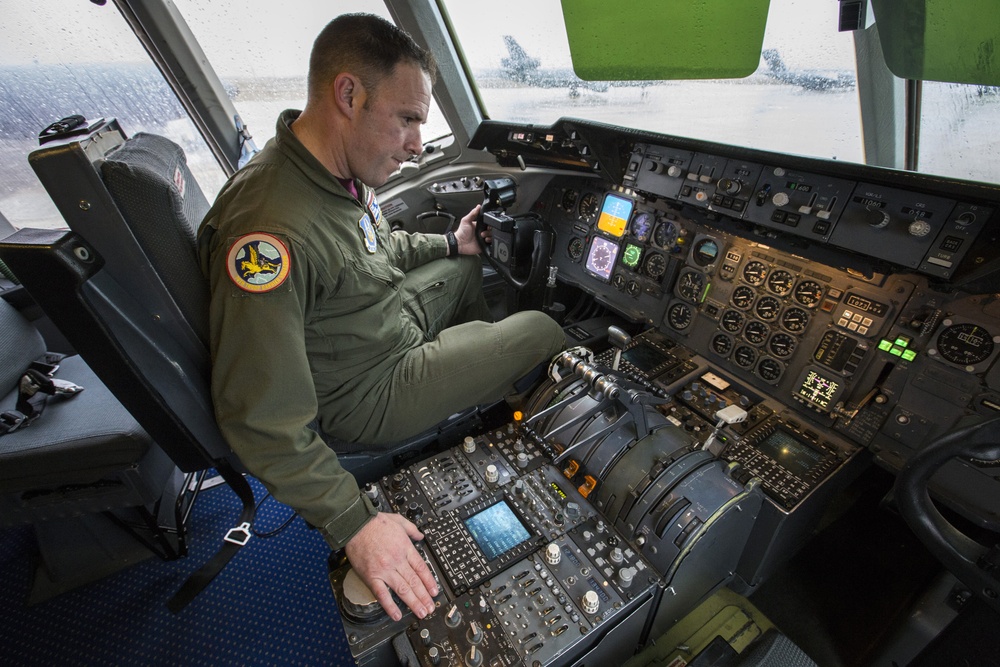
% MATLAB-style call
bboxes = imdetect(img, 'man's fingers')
[408,545,439,598]
[372,579,403,622]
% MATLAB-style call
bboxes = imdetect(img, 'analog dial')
[631,211,654,241]
[744,321,770,345]
[936,323,995,366]
[742,260,768,286]
[794,280,824,307]
[667,302,694,330]
[677,269,707,303]
[711,333,734,356]
[754,295,782,321]
[692,238,720,267]
[643,252,667,279]
[721,309,746,333]
[766,269,794,296]
[567,237,585,261]
[611,273,626,290]
[654,219,679,249]
[757,357,784,382]
[781,306,810,333]
[578,192,599,221]
[733,345,758,369]
[561,188,579,212]
[731,285,756,310]
[768,332,797,358]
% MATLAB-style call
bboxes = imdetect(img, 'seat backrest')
[0,297,46,392]
[0,119,231,471]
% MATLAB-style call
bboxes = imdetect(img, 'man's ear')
[333,73,361,117]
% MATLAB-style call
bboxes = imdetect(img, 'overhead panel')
[560,0,771,80]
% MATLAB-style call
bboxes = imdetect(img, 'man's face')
[347,62,431,187]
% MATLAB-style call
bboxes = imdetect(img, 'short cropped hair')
[307,13,438,102]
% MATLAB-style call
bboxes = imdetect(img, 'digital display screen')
[796,369,841,410]
[585,236,621,282]
[597,193,634,238]
[621,243,643,269]
[756,429,825,479]
[463,501,532,562]
[622,344,668,373]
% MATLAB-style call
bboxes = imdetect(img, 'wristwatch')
[445,230,459,258]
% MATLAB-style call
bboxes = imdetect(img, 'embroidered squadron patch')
[226,233,291,293]
[359,213,378,254]
[366,189,384,228]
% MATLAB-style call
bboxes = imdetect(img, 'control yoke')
[476,178,553,291]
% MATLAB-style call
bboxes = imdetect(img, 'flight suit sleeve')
[386,229,449,272]
[201,225,376,550]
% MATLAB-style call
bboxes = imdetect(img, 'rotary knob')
[428,647,441,665]
[717,178,741,195]
[545,543,562,565]
[908,219,932,237]
[866,206,890,228]
[619,567,635,588]
[419,628,431,646]
[582,590,600,615]
[772,192,790,208]
[445,604,462,628]
[462,436,476,453]
[516,452,529,469]
[485,464,499,483]
[609,547,624,564]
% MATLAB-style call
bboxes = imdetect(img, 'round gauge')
[742,260,768,286]
[643,252,667,279]
[692,238,720,267]
[626,280,641,297]
[733,345,758,369]
[767,269,794,296]
[667,302,693,330]
[653,219,679,249]
[794,280,824,307]
[711,333,734,356]
[561,188,579,212]
[567,237,585,261]
[781,306,810,333]
[731,285,756,310]
[756,357,784,383]
[768,332,797,358]
[744,321,770,345]
[578,192,599,221]
[721,309,746,333]
[677,269,706,303]
[936,323,995,366]
[611,273,626,290]
[631,211,654,241]
[754,295,782,321]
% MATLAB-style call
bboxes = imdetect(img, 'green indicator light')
[902,350,917,361]
[894,336,911,348]
[700,282,712,303]
[890,347,904,356]
[622,243,642,268]
[878,340,893,351]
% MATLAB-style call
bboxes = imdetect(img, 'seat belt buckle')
[50,378,84,396]
[224,522,252,546]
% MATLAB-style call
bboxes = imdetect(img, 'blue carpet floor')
[0,477,357,666]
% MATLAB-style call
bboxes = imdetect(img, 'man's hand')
[344,512,439,621]
[453,204,489,255]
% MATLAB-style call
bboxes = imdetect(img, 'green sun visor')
[872,0,1000,86]
[560,0,771,80]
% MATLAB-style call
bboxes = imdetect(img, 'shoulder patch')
[226,233,291,293]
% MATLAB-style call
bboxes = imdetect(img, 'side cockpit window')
[0,2,226,230]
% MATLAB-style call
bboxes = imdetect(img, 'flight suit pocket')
[403,279,449,340]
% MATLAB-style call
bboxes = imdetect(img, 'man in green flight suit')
[197,14,565,622]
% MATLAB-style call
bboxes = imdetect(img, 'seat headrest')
[100,133,211,343]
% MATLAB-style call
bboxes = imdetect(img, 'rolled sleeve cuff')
[320,492,379,550]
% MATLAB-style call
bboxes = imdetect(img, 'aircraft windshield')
[444,0,1000,184]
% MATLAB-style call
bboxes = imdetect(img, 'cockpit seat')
[0,297,186,603]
